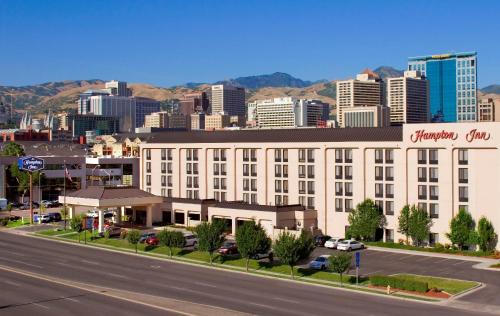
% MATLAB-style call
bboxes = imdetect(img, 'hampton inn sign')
[410,129,491,143]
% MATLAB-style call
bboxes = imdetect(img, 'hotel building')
[478,98,498,122]
[139,122,500,248]
[408,52,477,123]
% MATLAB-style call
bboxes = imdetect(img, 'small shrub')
[370,275,428,293]
[434,242,445,250]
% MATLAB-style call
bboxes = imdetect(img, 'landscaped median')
[34,228,480,302]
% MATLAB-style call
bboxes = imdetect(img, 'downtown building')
[408,52,477,123]
[139,122,500,249]
[209,84,246,116]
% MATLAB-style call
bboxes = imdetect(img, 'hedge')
[370,275,428,293]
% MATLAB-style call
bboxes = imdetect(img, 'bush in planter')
[370,275,428,293]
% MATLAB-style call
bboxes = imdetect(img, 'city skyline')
[1,0,499,87]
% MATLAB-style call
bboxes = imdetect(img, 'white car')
[184,233,198,247]
[324,238,345,249]
[337,240,365,251]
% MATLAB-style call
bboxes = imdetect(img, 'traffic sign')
[355,251,360,268]
[18,156,45,172]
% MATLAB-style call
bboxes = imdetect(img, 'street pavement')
[311,247,500,307]
[0,232,496,316]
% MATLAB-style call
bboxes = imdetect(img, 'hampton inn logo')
[411,129,491,143]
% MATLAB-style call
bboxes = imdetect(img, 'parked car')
[48,212,62,222]
[337,240,365,251]
[99,226,122,237]
[20,202,39,210]
[39,214,52,223]
[10,201,23,208]
[145,235,160,246]
[217,240,238,255]
[252,249,273,260]
[183,233,198,247]
[50,200,62,208]
[314,235,331,247]
[309,255,330,270]
[139,232,156,243]
[41,200,52,207]
[324,238,345,249]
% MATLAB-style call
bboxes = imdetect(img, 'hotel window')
[187,177,192,188]
[429,149,438,164]
[283,149,288,162]
[167,176,172,186]
[307,165,315,179]
[385,229,394,243]
[307,149,315,162]
[221,149,227,161]
[243,164,249,176]
[299,149,306,162]
[299,196,306,206]
[167,149,172,160]
[345,149,353,163]
[299,181,306,194]
[418,149,426,164]
[459,186,469,202]
[161,175,166,186]
[220,163,226,175]
[345,182,353,196]
[146,162,151,173]
[161,149,166,160]
[429,168,439,182]
[418,167,426,182]
[307,197,315,209]
[429,233,439,247]
[335,166,343,179]
[418,202,427,212]
[161,188,166,197]
[375,166,383,181]
[345,166,352,180]
[385,166,394,181]
[459,168,468,183]
[193,164,199,175]
[283,180,289,193]
[430,203,439,218]
[385,149,394,164]
[214,163,220,175]
[243,149,249,161]
[458,149,468,165]
[299,165,306,178]
[213,149,220,161]
[251,179,257,191]
[375,183,383,198]
[335,149,343,163]
[459,205,468,212]
[375,200,383,212]
[193,190,199,199]
[375,149,383,164]
[429,185,439,200]
[186,163,192,174]
[274,149,281,162]
[275,180,282,193]
[161,162,166,174]
[192,149,199,161]
[167,162,172,174]
[345,199,353,212]
[335,198,343,212]
[251,164,257,176]
[214,191,220,201]
[335,182,343,195]
[214,178,220,189]
[283,165,288,177]
[275,195,282,206]
[220,192,226,202]
[307,181,315,194]
[385,201,394,216]
[243,179,249,191]
[250,194,257,204]
[418,185,427,199]
[145,149,151,160]
[275,165,282,177]
[243,193,249,203]
[250,149,257,161]
[146,175,151,186]
[186,149,192,161]
[385,184,394,198]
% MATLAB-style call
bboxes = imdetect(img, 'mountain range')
[0,67,498,116]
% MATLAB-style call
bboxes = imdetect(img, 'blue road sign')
[355,251,360,268]
[18,156,45,172]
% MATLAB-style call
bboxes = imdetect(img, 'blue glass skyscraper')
[408,52,477,122]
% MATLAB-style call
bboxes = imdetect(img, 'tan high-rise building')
[386,71,430,125]
[205,114,231,130]
[144,112,188,129]
[336,71,384,127]
[210,84,246,116]
[478,98,498,122]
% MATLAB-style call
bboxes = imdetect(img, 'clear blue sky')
[1,0,499,87]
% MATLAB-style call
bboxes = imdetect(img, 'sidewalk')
[367,245,499,264]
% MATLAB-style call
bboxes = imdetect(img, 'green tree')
[397,205,411,245]
[347,199,386,241]
[157,229,186,257]
[446,208,476,250]
[127,229,141,253]
[235,221,271,272]
[273,231,301,279]
[477,217,497,252]
[69,215,83,243]
[8,164,42,202]
[328,253,352,287]
[297,229,315,260]
[1,142,25,156]
[408,205,433,247]
[195,220,225,264]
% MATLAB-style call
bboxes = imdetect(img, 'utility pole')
[29,172,33,224]
[64,160,67,230]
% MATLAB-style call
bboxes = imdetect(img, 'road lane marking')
[273,297,299,304]
[4,280,21,287]
[194,281,217,288]
[3,250,27,257]
[0,257,43,268]
[81,259,99,266]
[452,261,469,266]
[33,302,50,310]
[65,298,80,303]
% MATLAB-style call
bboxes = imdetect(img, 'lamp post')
[91,164,100,186]
[102,169,111,186]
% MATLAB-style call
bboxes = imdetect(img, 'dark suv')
[48,212,62,222]
[314,235,331,247]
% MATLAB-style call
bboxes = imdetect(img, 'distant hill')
[481,84,500,94]
[214,72,318,89]
[373,66,404,79]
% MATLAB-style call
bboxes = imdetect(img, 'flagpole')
[64,160,67,230]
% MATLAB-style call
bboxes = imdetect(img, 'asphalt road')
[0,232,495,316]
[0,268,175,316]
[311,247,500,306]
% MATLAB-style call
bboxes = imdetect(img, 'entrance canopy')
[60,186,163,208]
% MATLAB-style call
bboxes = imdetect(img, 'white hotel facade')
[139,122,500,248]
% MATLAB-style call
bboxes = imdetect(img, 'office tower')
[179,92,209,115]
[246,101,258,126]
[66,114,119,138]
[386,71,430,125]
[204,114,231,130]
[144,111,189,129]
[209,84,246,116]
[336,71,384,128]
[77,89,111,114]
[343,105,390,127]
[478,98,498,122]
[408,52,477,122]
[105,80,132,97]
